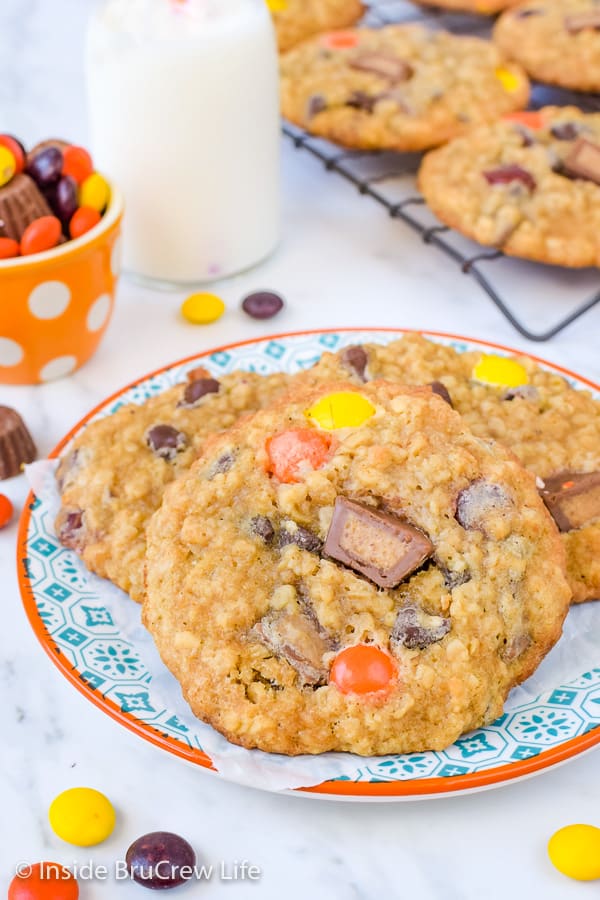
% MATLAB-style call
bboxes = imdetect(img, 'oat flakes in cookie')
[280,25,529,152]
[55,369,291,603]
[143,381,570,756]
[494,0,600,94]
[418,107,600,268]
[269,0,364,53]
[298,334,600,604]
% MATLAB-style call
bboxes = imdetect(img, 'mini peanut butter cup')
[0,406,37,480]
[0,173,53,242]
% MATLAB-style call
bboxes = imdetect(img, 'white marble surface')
[2,1,600,897]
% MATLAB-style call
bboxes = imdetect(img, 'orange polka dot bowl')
[0,187,123,384]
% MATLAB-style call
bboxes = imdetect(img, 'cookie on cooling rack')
[143,380,570,756]
[296,333,600,605]
[55,368,291,603]
[418,106,600,267]
[279,24,529,152]
[494,0,600,94]
[269,0,365,53]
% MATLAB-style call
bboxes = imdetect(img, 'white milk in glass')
[86,0,280,284]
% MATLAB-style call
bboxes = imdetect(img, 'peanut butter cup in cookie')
[298,334,600,604]
[494,0,600,93]
[280,24,529,152]
[269,0,364,53]
[55,369,291,602]
[419,106,600,267]
[143,381,570,756]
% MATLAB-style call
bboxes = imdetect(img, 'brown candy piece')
[341,345,369,382]
[484,165,536,192]
[0,173,53,242]
[565,12,600,33]
[428,381,453,407]
[562,139,600,186]
[279,522,322,553]
[455,481,511,532]
[390,605,450,652]
[540,471,600,532]
[306,94,327,118]
[252,610,332,685]
[27,138,69,162]
[250,515,275,545]
[346,91,379,113]
[324,497,433,589]
[0,406,37,479]
[179,377,220,408]
[350,54,414,83]
[146,425,187,460]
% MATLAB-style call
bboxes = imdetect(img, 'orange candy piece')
[69,206,101,239]
[8,862,79,900]
[0,237,20,259]
[63,145,94,185]
[503,110,545,130]
[20,216,62,256]
[321,30,359,49]
[330,644,397,696]
[0,134,25,173]
[0,495,13,528]
[266,428,333,483]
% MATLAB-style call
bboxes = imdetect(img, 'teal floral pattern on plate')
[21,330,600,791]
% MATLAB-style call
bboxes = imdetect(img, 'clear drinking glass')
[86,0,281,286]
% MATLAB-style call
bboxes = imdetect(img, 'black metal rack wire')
[283,0,600,342]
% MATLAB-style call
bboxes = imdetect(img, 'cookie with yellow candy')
[281,24,529,153]
[270,0,364,54]
[144,378,570,756]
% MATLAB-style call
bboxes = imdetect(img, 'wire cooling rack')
[283,0,600,342]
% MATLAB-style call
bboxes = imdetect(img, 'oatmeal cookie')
[280,24,529,152]
[269,0,364,53]
[418,106,600,267]
[55,369,291,602]
[494,0,600,93]
[299,334,600,603]
[144,381,570,756]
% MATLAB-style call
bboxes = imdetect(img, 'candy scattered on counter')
[0,135,109,260]
[472,354,529,388]
[8,862,79,899]
[306,391,375,430]
[126,831,196,890]
[48,787,116,847]
[241,290,284,320]
[0,406,37,479]
[0,494,14,528]
[181,292,226,324]
[330,644,397,695]
[548,824,600,881]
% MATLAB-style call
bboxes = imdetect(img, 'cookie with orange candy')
[0,134,108,260]
[267,0,364,53]
[297,333,600,605]
[280,24,529,152]
[143,380,570,755]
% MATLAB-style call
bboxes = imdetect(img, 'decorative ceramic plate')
[18,329,600,800]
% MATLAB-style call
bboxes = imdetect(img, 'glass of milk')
[86,0,281,285]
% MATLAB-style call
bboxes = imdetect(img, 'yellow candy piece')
[306,392,375,430]
[472,354,529,388]
[265,0,288,10]
[495,67,521,93]
[49,787,116,847]
[0,145,16,187]
[548,824,600,881]
[181,292,226,324]
[79,172,110,212]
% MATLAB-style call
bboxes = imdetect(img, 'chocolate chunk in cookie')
[252,610,332,686]
[349,54,413,82]
[146,425,188,460]
[540,471,600,532]
[390,605,450,652]
[279,522,323,553]
[429,381,453,407]
[341,345,369,382]
[456,481,511,532]
[324,497,433,589]
[250,515,276,545]
[56,508,86,551]
[179,377,220,408]
[563,139,600,186]
[484,164,536,192]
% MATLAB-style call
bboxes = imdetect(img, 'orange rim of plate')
[17,327,600,798]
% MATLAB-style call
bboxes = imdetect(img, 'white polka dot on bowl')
[28,281,71,320]
[87,294,112,333]
[40,355,77,382]
[0,337,24,367]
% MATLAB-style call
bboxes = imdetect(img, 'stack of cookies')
[276,1,600,268]
[55,336,600,756]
